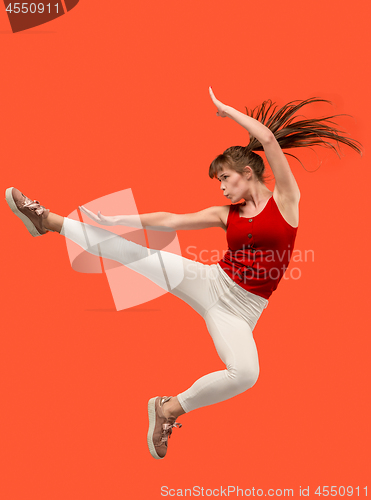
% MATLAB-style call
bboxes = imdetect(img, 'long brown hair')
[209,97,363,183]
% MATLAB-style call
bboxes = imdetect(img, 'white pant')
[61,218,268,413]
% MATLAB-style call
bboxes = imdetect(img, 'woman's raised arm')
[209,87,300,202]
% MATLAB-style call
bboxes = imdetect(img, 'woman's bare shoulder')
[215,205,230,231]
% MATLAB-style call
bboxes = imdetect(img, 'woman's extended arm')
[209,87,300,202]
[79,205,227,231]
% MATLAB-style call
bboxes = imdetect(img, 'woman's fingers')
[79,206,111,225]
[209,87,221,106]
[209,86,226,117]
[79,205,99,222]
[79,205,91,216]
[209,86,218,104]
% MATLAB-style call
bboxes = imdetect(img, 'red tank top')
[218,195,298,299]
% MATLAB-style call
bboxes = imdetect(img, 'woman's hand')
[209,87,229,117]
[79,205,116,226]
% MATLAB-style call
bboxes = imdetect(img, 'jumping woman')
[5,87,362,460]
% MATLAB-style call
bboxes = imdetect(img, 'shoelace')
[23,197,46,216]
[160,421,182,443]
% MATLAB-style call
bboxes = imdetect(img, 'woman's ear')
[244,165,253,180]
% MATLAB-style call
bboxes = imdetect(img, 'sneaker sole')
[147,397,163,460]
[5,187,42,237]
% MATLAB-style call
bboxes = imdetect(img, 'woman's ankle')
[43,212,64,233]
[162,397,186,420]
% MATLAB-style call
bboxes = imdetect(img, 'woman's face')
[217,167,251,203]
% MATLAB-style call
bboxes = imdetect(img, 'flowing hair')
[209,97,363,182]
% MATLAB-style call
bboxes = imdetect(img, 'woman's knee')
[226,364,260,392]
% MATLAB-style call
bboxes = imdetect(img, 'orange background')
[1,1,370,499]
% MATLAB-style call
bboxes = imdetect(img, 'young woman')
[5,87,362,460]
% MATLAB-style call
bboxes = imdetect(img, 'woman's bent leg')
[176,301,260,413]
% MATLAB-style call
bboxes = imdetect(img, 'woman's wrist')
[224,105,236,118]
[225,106,272,143]
[115,214,143,228]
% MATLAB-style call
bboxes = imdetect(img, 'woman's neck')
[243,183,272,208]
